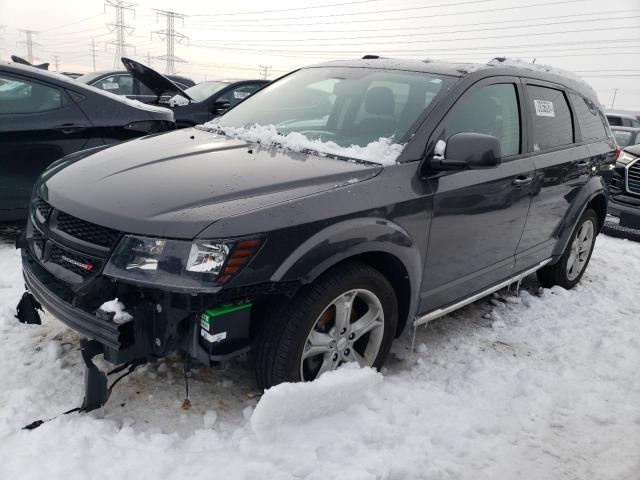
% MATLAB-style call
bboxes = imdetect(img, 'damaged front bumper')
[21,246,297,367]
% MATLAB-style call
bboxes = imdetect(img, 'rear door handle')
[512,176,533,187]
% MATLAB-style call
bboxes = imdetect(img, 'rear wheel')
[254,263,398,390]
[537,208,598,289]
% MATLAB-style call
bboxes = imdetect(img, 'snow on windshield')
[201,122,404,165]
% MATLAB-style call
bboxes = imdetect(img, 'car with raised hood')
[0,61,175,222]
[606,143,640,226]
[119,57,269,128]
[18,57,613,410]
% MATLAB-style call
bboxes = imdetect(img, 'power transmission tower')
[89,38,97,71]
[53,55,60,71]
[105,0,136,69]
[146,49,152,66]
[18,29,40,63]
[0,26,5,53]
[152,9,188,74]
[259,64,272,80]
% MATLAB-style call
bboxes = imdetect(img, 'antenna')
[105,0,136,69]
[152,9,188,74]
[18,29,40,63]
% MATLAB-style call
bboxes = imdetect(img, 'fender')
[552,175,608,259]
[270,217,423,332]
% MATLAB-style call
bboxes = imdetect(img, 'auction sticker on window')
[534,99,555,117]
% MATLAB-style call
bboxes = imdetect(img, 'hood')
[626,144,640,157]
[41,128,382,239]
[121,57,193,101]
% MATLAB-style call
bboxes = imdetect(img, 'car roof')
[1,61,161,107]
[307,57,599,100]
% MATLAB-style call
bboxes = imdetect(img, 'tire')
[537,208,598,289]
[254,262,398,390]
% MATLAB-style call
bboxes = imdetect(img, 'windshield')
[613,130,640,147]
[76,72,104,84]
[215,67,449,150]
[183,81,230,103]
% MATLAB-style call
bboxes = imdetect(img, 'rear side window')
[569,93,608,141]
[444,83,521,157]
[0,74,65,114]
[526,85,573,151]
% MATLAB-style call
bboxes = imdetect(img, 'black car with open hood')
[121,57,268,128]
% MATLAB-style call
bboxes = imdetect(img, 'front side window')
[569,93,607,141]
[526,85,574,151]
[0,74,64,114]
[216,67,449,148]
[94,75,133,95]
[607,115,622,127]
[443,83,521,157]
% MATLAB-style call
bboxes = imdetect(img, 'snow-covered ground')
[0,233,639,479]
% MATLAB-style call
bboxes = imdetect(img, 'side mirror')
[431,133,502,171]
[211,100,231,113]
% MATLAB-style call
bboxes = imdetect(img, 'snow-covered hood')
[40,128,382,239]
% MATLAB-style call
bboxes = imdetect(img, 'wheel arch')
[270,218,422,337]
[552,177,608,258]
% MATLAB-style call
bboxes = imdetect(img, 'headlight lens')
[186,242,229,273]
[103,235,259,292]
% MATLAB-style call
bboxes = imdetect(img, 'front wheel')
[537,208,598,289]
[254,263,398,390]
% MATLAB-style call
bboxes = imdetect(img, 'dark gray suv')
[18,58,614,410]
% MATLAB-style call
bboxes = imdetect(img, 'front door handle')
[54,124,86,135]
[512,176,533,187]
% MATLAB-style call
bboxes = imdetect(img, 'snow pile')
[251,363,382,437]
[168,95,189,107]
[201,122,404,165]
[99,298,132,324]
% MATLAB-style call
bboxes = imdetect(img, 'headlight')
[616,151,638,167]
[103,235,261,292]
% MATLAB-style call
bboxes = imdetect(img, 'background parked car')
[606,110,640,128]
[121,57,268,127]
[606,144,640,224]
[611,126,640,148]
[0,61,175,222]
[76,69,194,104]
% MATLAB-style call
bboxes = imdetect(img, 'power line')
[195,24,640,49]
[189,0,587,26]
[192,0,383,17]
[41,13,106,32]
[152,9,188,74]
[17,29,40,63]
[192,13,640,44]
[105,0,136,69]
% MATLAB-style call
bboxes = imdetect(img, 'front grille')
[49,244,102,277]
[34,198,52,221]
[56,211,121,248]
[628,160,640,195]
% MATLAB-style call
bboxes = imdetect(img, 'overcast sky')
[1,0,639,109]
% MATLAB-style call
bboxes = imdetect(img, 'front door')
[420,79,535,313]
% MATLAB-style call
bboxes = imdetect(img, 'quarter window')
[444,83,521,157]
[0,74,64,114]
[526,85,574,151]
[569,93,608,141]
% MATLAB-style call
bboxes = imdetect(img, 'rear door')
[515,81,590,268]
[0,72,93,220]
[420,78,535,312]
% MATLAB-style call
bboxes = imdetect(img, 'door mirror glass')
[431,133,502,170]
